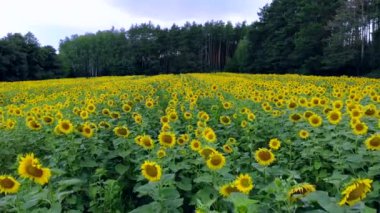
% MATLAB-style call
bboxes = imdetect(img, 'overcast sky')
[0,0,271,49]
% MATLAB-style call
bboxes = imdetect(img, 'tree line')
[59,21,247,77]
[1,0,380,81]
[238,0,380,76]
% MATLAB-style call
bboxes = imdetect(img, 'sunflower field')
[0,73,379,212]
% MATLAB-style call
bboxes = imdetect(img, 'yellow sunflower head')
[81,124,94,138]
[157,149,166,158]
[234,174,254,194]
[223,144,233,154]
[158,131,176,148]
[269,138,281,150]
[183,112,192,120]
[219,183,240,197]
[199,146,216,159]
[42,116,54,125]
[327,110,342,125]
[0,175,20,194]
[299,130,310,139]
[247,113,256,121]
[288,183,316,202]
[80,110,89,119]
[114,126,130,138]
[27,120,42,131]
[364,134,380,151]
[254,148,275,166]
[289,113,302,122]
[190,139,202,151]
[352,122,368,135]
[122,103,132,112]
[202,127,217,143]
[141,161,162,182]
[139,135,155,150]
[308,114,322,128]
[18,153,51,185]
[57,119,74,134]
[206,152,226,170]
[219,116,231,125]
[339,178,373,206]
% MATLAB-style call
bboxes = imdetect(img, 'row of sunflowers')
[0,73,379,212]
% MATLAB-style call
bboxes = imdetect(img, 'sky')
[0,0,271,49]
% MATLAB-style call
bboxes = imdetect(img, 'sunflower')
[241,120,248,128]
[160,116,170,124]
[364,134,380,150]
[247,113,256,121]
[139,135,155,150]
[18,153,51,185]
[161,123,171,132]
[206,152,226,170]
[145,99,154,108]
[352,122,368,135]
[350,109,363,118]
[98,121,111,129]
[234,174,254,194]
[168,112,178,121]
[219,116,231,125]
[255,148,275,166]
[80,110,89,119]
[287,101,297,110]
[158,131,176,148]
[157,149,166,158]
[223,101,232,109]
[223,144,233,154]
[303,111,314,119]
[134,114,142,124]
[42,116,54,125]
[102,108,110,115]
[219,183,240,197]
[199,146,216,159]
[308,114,322,127]
[82,124,94,138]
[27,120,42,131]
[288,183,316,202]
[299,130,310,139]
[333,100,343,110]
[269,138,281,150]
[110,112,121,119]
[289,113,302,122]
[183,112,192,120]
[190,139,202,151]
[203,127,217,143]
[86,104,96,113]
[339,179,373,206]
[122,103,132,112]
[327,110,342,125]
[57,119,74,134]
[0,175,20,194]
[114,126,129,138]
[141,161,162,182]
[227,137,237,145]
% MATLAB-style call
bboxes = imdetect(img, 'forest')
[1,0,380,81]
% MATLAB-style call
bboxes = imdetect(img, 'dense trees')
[241,0,380,76]
[0,33,61,81]
[59,21,247,77]
[1,0,380,81]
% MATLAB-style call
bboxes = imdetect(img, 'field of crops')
[0,73,379,212]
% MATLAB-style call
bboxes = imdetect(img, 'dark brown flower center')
[259,151,271,161]
[145,165,158,177]
[0,178,15,188]
[26,165,43,177]
[370,137,380,147]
